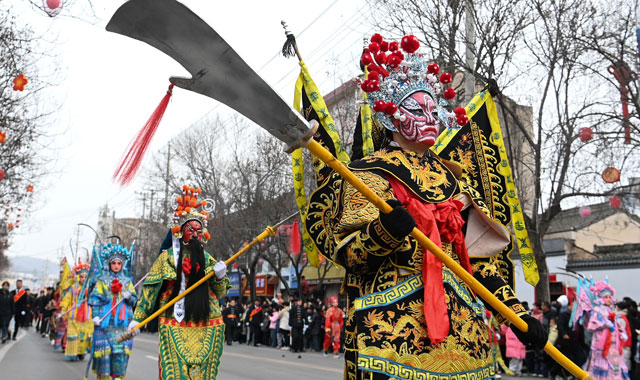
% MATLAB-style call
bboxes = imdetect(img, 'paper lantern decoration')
[578,127,593,142]
[0,169,4,181]
[12,74,28,91]
[8,223,13,230]
[602,167,621,183]
[0,131,6,143]
[609,195,621,209]
[43,0,63,17]
[579,207,591,217]
[26,185,34,192]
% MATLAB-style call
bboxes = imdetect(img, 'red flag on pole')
[289,218,301,256]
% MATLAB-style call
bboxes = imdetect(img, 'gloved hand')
[512,314,547,350]
[93,316,101,326]
[378,200,416,241]
[122,291,132,300]
[214,261,227,279]
[127,320,141,337]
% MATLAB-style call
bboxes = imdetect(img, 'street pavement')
[0,327,548,379]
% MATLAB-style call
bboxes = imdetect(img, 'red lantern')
[602,167,621,184]
[609,195,621,209]
[0,131,6,143]
[43,0,63,17]
[579,207,591,217]
[26,185,34,193]
[12,74,28,91]
[578,127,593,142]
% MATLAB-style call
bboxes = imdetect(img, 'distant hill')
[8,256,60,276]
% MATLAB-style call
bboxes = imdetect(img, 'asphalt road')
[0,328,551,380]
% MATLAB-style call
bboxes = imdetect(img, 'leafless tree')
[366,0,639,301]
[0,9,56,271]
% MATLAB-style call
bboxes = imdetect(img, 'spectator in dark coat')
[0,281,15,343]
[289,297,306,353]
[11,279,26,340]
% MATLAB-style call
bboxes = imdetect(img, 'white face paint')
[397,91,440,146]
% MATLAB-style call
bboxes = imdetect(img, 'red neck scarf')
[387,175,472,344]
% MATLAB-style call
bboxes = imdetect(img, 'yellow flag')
[433,89,539,287]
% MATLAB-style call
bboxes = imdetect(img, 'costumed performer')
[55,258,74,351]
[128,185,230,380]
[60,260,94,361]
[89,243,138,380]
[304,33,547,379]
[323,296,344,357]
[584,281,629,380]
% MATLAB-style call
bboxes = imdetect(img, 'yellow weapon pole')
[117,211,298,343]
[303,139,592,380]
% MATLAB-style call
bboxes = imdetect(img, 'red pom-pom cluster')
[454,107,468,126]
[373,99,398,115]
[400,35,420,53]
[361,33,422,94]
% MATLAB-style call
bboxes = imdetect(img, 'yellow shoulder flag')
[59,257,74,292]
[433,88,539,287]
[291,61,350,267]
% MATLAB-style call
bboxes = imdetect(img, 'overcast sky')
[5,0,370,264]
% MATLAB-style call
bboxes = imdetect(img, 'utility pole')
[149,190,155,221]
[75,225,80,261]
[464,0,476,104]
[164,143,171,224]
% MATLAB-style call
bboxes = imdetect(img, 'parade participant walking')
[60,261,94,361]
[89,243,137,380]
[304,33,547,379]
[53,283,69,351]
[289,297,305,353]
[40,287,55,337]
[584,281,630,380]
[128,185,230,380]
[222,299,242,345]
[0,281,14,344]
[11,279,26,340]
[246,299,264,347]
[322,296,343,357]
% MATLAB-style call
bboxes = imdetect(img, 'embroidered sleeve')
[60,289,73,314]
[133,281,162,323]
[471,258,527,325]
[133,251,170,322]
[88,280,109,308]
[336,170,394,234]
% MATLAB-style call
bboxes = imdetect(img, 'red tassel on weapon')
[113,83,174,185]
[289,218,301,256]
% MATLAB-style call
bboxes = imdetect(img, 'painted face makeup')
[182,220,203,243]
[110,259,123,274]
[396,91,440,146]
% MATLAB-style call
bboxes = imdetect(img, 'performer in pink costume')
[584,281,629,380]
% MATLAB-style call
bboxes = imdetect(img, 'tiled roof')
[546,202,639,234]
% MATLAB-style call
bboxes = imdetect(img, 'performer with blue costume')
[88,243,138,380]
